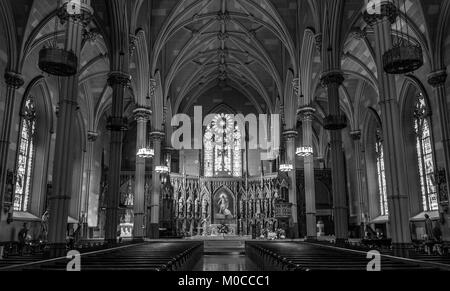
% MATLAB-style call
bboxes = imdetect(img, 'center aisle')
[193,254,257,271]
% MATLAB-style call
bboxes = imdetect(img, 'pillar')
[282,130,299,238]
[81,131,98,238]
[321,70,348,244]
[47,2,93,257]
[104,72,131,244]
[350,130,368,236]
[364,2,412,255]
[0,72,24,212]
[299,106,317,240]
[428,70,450,206]
[132,107,151,241]
[148,131,165,238]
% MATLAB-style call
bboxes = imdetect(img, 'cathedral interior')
[1,0,450,273]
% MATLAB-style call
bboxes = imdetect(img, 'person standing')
[17,223,29,255]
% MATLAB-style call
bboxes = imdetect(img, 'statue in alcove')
[201,197,209,219]
[178,197,185,218]
[194,196,200,218]
[186,196,193,218]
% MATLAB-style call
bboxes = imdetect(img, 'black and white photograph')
[0,0,449,285]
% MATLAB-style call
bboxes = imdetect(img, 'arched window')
[413,92,438,211]
[14,95,37,212]
[204,114,242,177]
[375,127,388,216]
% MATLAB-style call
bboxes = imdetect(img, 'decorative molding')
[428,70,447,88]
[57,1,94,27]
[4,71,24,89]
[362,2,398,26]
[282,130,298,139]
[350,130,362,141]
[87,131,99,142]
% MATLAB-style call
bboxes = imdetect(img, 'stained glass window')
[414,93,438,211]
[204,114,242,177]
[375,128,388,216]
[14,95,36,212]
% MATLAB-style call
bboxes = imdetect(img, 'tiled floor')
[192,254,258,271]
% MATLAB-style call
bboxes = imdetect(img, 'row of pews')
[246,241,441,271]
[1,242,203,271]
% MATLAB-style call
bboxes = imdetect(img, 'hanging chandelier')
[279,164,293,172]
[382,0,423,74]
[155,165,170,174]
[296,146,313,157]
[136,147,154,159]
[323,115,347,131]
[38,1,88,76]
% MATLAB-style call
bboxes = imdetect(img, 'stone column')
[364,2,412,255]
[148,131,165,238]
[428,70,450,206]
[299,106,317,240]
[104,71,131,244]
[321,70,348,244]
[132,107,151,241]
[81,131,98,238]
[282,129,299,238]
[47,2,93,257]
[0,72,24,211]
[350,130,368,234]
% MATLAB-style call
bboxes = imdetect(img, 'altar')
[165,173,291,239]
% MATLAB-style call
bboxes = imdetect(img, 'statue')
[218,193,233,218]
[40,210,49,242]
[178,197,185,217]
[201,197,209,219]
[186,197,193,217]
[194,197,200,217]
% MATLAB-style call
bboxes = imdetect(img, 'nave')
[1,241,449,272]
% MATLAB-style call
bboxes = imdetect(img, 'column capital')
[150,131,165,140]
[57,1,94,26]
[107,71,132,88]
[133,107,152,121]
[362,1,398,26]
[350,130,362,141]
[87,131,99,142]
[4,71,24,89]
[282,130,298,139]
[320,70,345,88]
[428,70,447,88]
[298,106,316,120]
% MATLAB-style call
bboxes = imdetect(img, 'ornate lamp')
[279,164,293,172]
[38,0,92,76]
[296,146,313,157]
[381,1,423,74]
[38,48,78,76]
[383,44,423,74]
[136,147,154,159]
[155,165,170,174]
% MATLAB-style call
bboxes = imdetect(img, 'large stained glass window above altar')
[204,114,242,177]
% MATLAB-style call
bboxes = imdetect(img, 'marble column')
[364,2,412,255]
[104,71,131,244]
[350,130,368,233]
[282,129,299,238]
[299,106,317,240]
[428,70,450,206]
[0,72,24,211]
[132,107,151,241]
[321,70,348,244]
[47,2,93,257]
[81,131,98,238]
[148,131,165,238]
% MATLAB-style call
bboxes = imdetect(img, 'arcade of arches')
[0,0,450,267]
